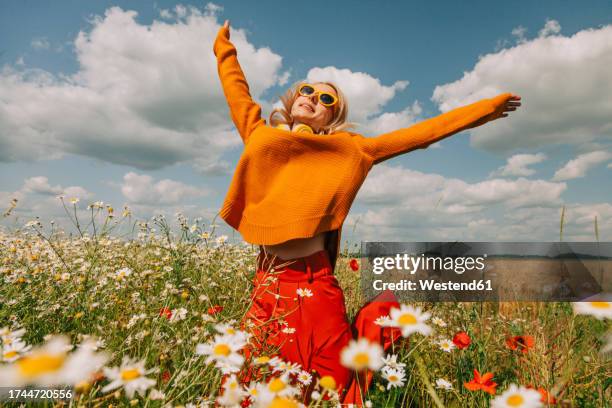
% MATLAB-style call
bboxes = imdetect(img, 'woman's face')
[290,83,337,131]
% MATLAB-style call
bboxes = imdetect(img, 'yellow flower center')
[75,380,91,393]
[120,368,141,381]
[226,328,236,335]
[16,353,65,378]
[389,375,398,382]
[353,352,370,368]
[398,313,417,325]
[4,350,18,359]
[255,356,270,364]
[269,397,298,408]
[268,378,286,393]
[320,375,337,390]
[214,344,231,357]
[589,302,610,309]
[507,394,524,406]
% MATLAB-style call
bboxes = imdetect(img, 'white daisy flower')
[388,304,432,338]
[2,339,32,362]
[431,317,447,327]
[0,327,26,344]
[216,374,245,407]
[213,324,251,344]
[297,370,312,386]
[214,322,238,336]
[437,338,456,352]
[374,315,392,327]
[271,359,301,376]
[435,378,453,390]
[381,354,406,371]
[149,388,165,400]
[195,334,246,372]
[169,308,188,323]
[281,326,296,334]
[296,288,313,298]
[0,335,108,387]
[244,381,260,400]
[572,302,612,320]
[382,367,405,389]
[101,356,157,398]
[115,267,133,281]
[491,384,543,408]
[264,374,299,398]
[340,338,383,371]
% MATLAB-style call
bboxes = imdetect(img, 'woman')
[214,19,521,404]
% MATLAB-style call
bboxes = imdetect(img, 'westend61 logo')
[361,242,611,302]
[372,253,487,275]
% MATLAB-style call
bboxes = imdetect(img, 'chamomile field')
[0,202,610,407]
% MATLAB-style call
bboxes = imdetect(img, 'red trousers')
[244,248,402,405]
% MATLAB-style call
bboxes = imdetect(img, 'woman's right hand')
[214,20,231,55]
[222,20,230,38]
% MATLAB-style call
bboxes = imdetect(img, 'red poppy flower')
[208,305,223,315]
[452,331,471,349]
[349,258,359,271]
[506,335,535,353]
[158,306,172,320]
[527,385,557,404]
[464,369,498,395]
[161,370,171,383]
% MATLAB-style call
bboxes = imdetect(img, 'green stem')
[414,354,445,408]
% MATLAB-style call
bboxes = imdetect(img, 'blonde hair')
[269,81,353,135]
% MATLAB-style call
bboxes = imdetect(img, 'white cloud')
[538,19,561,38]
[364,101,423,135]
[0,177,93,223]
[511,26,528,44]
[31,37,50,50]
[120,172,209,205]
[552,150,612,181]
[432,22,612,154]
[0,5,287,172]
[22,176,63,195]
[489,153,547,177]
[345,163,612,242]
[358,164,566,211]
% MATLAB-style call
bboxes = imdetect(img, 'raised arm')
[357,93,515,165]
[214,21,265,144]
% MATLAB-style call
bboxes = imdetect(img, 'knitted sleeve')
[214,26,265,144]
[357,93,514,165]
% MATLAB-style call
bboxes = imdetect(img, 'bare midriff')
[262,231,326,261]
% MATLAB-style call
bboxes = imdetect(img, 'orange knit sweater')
[214,26,512,269]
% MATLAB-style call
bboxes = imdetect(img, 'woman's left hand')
[491,94,522,121]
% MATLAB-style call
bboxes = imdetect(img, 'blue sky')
[1,0,611,245]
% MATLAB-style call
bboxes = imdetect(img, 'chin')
[293,113,313,124]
